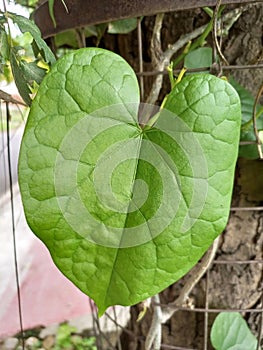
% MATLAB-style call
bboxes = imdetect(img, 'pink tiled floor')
[0,124,93,338]
[0,184,92,338]
[1,239,92,337]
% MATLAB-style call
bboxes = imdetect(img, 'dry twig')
[146,20,207,105]
[161,236,220,323]
[0,89,27,106]
[146,5,252,104]
[145,237,220,350]
[145,295,162,350]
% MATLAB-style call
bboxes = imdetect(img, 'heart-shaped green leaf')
[18,48,241,314]
[211,312,259,350]
[184,47,212,70]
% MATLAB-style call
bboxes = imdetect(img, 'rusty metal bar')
[156,304,263,313]
[33,0,260,38]
[213,259,263,264]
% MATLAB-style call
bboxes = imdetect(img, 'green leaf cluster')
[0,12,55,105]
[54,324,97,350]
[47,3,139,50]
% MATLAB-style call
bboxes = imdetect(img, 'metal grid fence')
[85,1,263,349]
[4,0,263,349]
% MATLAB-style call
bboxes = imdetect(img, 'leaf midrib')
[102,130,143,310]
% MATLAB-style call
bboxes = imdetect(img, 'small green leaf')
[55,324,77,348]
[108,18,138,34]
[54,27,99,49]
[10,50,31,105]
[10,13,56,65]
[211,312,259,350]
[20,60,46,85]
[230,78,263,159]
[0,30,10,60]
[55,30,79,48]
[184,47,212,70]
[95,23,108,45]
[18,48,241,315]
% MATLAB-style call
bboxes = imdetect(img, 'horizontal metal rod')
[156,304,263,313]
[230,206,263,211]
[33,0,260,38]
[160,344,197,350]
[213,259,263,264]
[136,64,263,76]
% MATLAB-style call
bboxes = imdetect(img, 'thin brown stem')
[144,237,220,349]
[146,21,207,105]
[212,0,229,68]
[137,17,144,101]
[145,294,162,350]
[161,237,220,323]
[0,89,27,106]
[146,13,165,105]
[136,63,263,77]
[150,13,164,66]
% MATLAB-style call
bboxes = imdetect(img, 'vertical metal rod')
[0,101,7,193]
[137,17,144,101]
[257,293,263,350]
[113,306,123,350]
[203,269,210,350]
[89,299,103,350]
[93,308,116,349]
[6,103,25,349]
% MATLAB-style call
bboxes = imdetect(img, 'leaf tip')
[97,304,108,318]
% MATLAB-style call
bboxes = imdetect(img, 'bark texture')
[115,3,263,349]
[42,2,263,348]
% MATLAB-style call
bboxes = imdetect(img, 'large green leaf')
[211,312,259,350]
[18,48,241,314]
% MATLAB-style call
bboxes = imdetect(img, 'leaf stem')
[2,0,12,41]
[212,0,228,68]
[167,62,175,89]
[172,19,213,68]
[241,106,263,131]
[203,6,214,18]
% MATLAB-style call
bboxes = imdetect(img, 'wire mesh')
[88,2,263,349]
[1,1,262,349]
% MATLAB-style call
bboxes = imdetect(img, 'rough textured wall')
[116,3,263,349]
